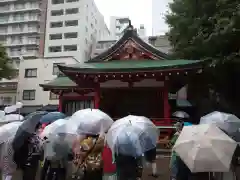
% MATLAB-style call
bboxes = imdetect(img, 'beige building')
[15,56,79,113]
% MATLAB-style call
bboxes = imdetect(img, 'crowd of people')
[0,109,239,180]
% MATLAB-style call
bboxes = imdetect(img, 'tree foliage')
[0,44,15,79]
[166,0,240,61]
[165,0,240,116]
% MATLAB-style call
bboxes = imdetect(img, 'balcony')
[0,80,18,91]
[0,17,40,25]
[0,3,41,14]
[5,39,39,47]
[0,28,40,35]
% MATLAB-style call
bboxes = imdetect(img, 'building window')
[66,0,79,2]
[65,20,78,26]
[49,92,59,100]
[49,34,62,40]
[65,8,78,14]
[52,0,64,4]
[85,27,88,32]
[51,9,64,16]
[64,32,77,39]
[25,68,37,78]
[64,45,77,51]
[49,46,61,52]
[52,63,65,75]
[50,21,63,28]
[1,97,13,105]
[22,90,36,100]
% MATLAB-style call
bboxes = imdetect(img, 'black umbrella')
[12,111,48,151]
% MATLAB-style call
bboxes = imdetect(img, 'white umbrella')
[173,124,237,172]
[106,115,159,156]
[1,114,24,122]
[172,111,190,118]
[0,121,22,144]
[41,119,66,138]
[69,108,114,135]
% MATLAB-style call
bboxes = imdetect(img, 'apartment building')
[16,56,79,113]
[44,0,110,62]
[109,16,130,39]
[0,0,47,65]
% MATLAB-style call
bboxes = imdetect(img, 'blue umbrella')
[184,122,192,126]
[40,112,66,124]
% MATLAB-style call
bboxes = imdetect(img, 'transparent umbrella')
[200,111,240,142]
[41,118,67,138]
[172,111,190,119]
[106,115,159,157]
[69,108,114,136]
[0,121,22,144]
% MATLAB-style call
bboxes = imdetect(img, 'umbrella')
[173,124,237,172]
[43,133,72,161]
[0,114,24,122]
[200,111,240,142]
[41,119,67,138]
[106,115,159,156]
[69,109,114,135]
[172,111,190,119]
[40,112,66,124]
[0,121,22,144]
[12,111,48,150]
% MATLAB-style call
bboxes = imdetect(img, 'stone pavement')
[142,156,170,180]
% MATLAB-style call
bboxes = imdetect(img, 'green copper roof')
[39,76,76,89]
[60,59,204,73]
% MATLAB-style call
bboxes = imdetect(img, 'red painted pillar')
[163,80,171,125]
[94,84,100,109]
[58,91,63,112]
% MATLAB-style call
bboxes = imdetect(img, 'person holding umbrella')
[168,122,183,180]
[68,109,114,180]
[12,111,48,180]
[106,115,159,180]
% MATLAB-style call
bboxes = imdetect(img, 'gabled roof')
[88,24,171,62]
[58,59,205,73]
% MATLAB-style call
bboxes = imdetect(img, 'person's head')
[175,122,183,132]
[35,122,41,131]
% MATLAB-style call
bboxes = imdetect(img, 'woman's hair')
[35,122,41,131]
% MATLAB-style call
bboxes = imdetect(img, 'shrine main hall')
[40,24,207,127]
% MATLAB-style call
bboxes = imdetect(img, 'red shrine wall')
[59,80,170,124]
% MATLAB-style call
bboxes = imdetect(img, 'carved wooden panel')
[110,39,155,60]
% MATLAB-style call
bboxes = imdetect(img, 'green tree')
[166,0,240,61]
[165,0,240,116]
[0,44,15,79]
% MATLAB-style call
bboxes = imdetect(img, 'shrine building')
[40,24,207,128]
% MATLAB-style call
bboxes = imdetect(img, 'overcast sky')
[95,0,153,35]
